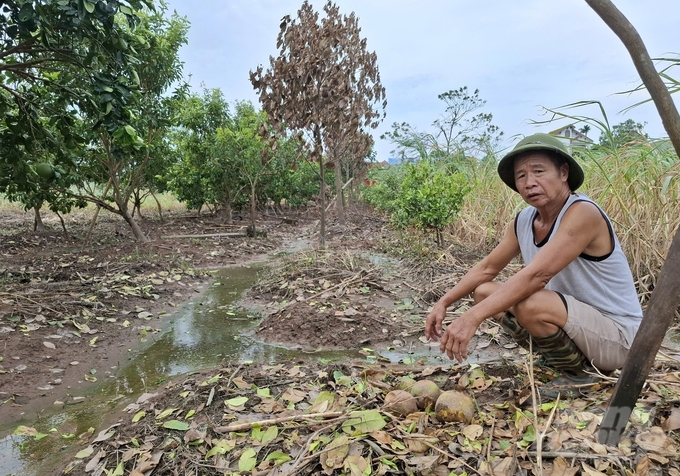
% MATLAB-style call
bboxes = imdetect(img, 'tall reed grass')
[448,139,679,303]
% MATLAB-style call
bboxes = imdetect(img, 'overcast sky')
[162,0,679,160]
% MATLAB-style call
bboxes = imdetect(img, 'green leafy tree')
[393,160,470,247]
[170,88,247,221]
[64,5,188,241]
[382,87,503,162]
[216,100,282,234]
[360,165,407,215]
[0,0,152,216]
[599,119,649,147]
[261,159,325,209]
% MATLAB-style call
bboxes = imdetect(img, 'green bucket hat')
[497,133,584,192]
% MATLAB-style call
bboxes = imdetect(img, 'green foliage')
[598,119,649,148]
[394,160,470,246]
[360,165,407,214]
[168,88,237,213]
[262,160,328,208]
[362,160,470,246]
[0,0,152,189]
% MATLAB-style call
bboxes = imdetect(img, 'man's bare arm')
[425,221,520,340]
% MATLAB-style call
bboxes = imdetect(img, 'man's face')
[513,153,569,206]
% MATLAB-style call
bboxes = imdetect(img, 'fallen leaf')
[92,425,119,443]
[162,420,189,431]
[581,462,607,475]
[85,450,107,472]
[321,435,350,472]
[43,341,56,349]
[155,408,177,420]
[663,407,680,432]
[462,424,484,440]
[238,448,257,472]
[75,445,94,459]
[636,427,676,455]
[281,388,306,403]
[342,410,386,435]
[552,456,579,476]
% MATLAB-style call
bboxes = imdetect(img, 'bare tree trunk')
[85,179,112,242]
[313,126,326,248]
[55,211,68,236]
[224,196,233,225]
[584,0,680,446]
[249,184,257,237]
[115,195,148,242]
[334,157,345,226]
[33,205,45,232]
[319,157,326,248]
[120,207,149,242]
[150,191,164,223]
[132,193,143,220]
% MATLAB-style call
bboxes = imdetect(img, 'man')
[425,133,642,396]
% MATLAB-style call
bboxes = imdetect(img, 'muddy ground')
[0,205,298,423]
[0,203,485,426]
[4,204,680,475]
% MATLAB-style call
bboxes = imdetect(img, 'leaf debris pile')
[51,359,680,475]
[252,249,422,350]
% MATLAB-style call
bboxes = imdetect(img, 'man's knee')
[473,282,499,304]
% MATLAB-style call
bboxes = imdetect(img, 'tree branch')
[585,0,680,157]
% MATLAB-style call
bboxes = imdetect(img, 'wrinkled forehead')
[513,151,562,172]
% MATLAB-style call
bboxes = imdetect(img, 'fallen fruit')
[435,390,475,423]
[409,380,442,410]
[383,390,418,416]
[394,376,416,392]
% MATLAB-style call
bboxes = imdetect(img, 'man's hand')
[439,314,479,363]
[425,303,447,341]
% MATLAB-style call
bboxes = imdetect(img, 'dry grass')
[448,140,680,303]
[0,191,187,232]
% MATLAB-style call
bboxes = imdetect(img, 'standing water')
[0,263,358,476]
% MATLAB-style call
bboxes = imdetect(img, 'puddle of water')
[0,262,497,475]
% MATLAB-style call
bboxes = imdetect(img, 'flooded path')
[0,261,440,475]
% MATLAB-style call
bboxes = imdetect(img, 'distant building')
[367,160,390,169]
[548,124,594,150]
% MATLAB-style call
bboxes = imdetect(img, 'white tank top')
[515,193,642,344]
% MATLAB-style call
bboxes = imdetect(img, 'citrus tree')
[169,88,246,220]
[393,160,470,247]
[0,0,152,219]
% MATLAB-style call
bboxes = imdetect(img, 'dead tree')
[250,0,386,246]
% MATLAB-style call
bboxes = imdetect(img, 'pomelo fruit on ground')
[408,380,442,410]
[394,376,416,392]
[383,390,418,416]
[435,390,475,423]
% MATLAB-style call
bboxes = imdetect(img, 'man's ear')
[560,163,570,181]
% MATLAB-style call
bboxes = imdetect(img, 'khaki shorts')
[561,294,630,371]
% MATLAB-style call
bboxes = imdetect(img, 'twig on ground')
[214,411,346,433]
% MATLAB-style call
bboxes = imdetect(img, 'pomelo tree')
[0,0,153,223]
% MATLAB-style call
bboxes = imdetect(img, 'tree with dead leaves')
[250,0,386,246]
